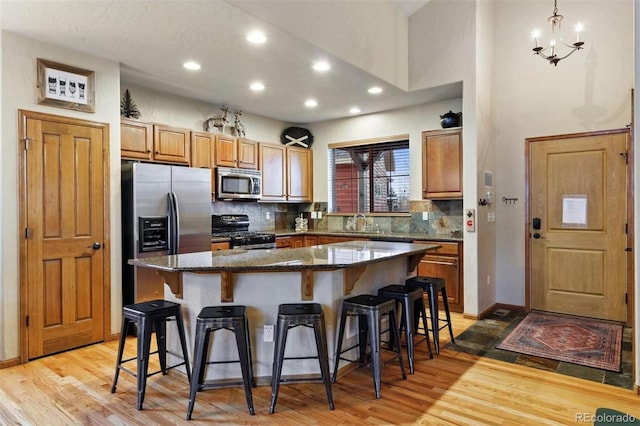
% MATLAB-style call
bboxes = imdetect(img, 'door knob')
[91,242,102,250]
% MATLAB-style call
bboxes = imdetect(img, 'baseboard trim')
[464,303,526,320]
[0,357,21,369]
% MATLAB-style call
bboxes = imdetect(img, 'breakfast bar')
[129,241,439,382]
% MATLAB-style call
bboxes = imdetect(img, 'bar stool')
[186,305,254,419]
[332,294,406,399]
[111,299,191,410]
[405,276,455,354]
[377,285,433,373]
[270,303,334,414]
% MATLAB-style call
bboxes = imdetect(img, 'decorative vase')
[440,111,462,128]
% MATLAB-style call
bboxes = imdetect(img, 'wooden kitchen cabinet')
[190,131,216,199]
[422,128,462,199]
[121,118,153,161]
[215,135,258,169]
[211,241,230,251]
[414,240,463,313]
[304,235,318,246]
[120,119,190,165]
[260,143,313,203]
[275,235,305,248]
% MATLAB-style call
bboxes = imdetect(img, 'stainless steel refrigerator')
[121,162,211,305]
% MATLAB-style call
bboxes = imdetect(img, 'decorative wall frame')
[37,58,95,113]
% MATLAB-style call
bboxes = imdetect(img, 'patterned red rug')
[496,311,623,372]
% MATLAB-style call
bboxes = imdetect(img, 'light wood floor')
[1,313,638,425]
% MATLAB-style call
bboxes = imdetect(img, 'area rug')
[496,311,623,372]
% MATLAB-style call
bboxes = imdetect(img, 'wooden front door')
[19,110,109,360]
[528,129,629,322]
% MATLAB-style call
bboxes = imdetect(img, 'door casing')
[18,109,111,363]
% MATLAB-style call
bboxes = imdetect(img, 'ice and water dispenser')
[138,216,169,252]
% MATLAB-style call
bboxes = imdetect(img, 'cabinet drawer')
[276,237,291,248]
[414,240,459,256]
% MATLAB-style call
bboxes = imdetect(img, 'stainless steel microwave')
[216,167,261,200]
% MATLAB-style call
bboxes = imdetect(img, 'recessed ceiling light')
[250,82,265,91]
[247,31,267,44]
[183,61,201,71]
[368,86,383,94]
[312,61,331,72]
[349,107,361,114]
[304,99,318,108]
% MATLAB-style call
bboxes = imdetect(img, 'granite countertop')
[130,241,439,273]
[273,230,463,243]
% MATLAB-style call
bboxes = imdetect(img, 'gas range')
[212,214,276,250]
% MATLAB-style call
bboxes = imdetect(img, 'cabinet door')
[191,131,216,199]
[153,125,191,164]
[422,128,462,199]
[290,235,304,248]
[287,146,313,202]
[417,255,461,312]
[304,235,318,247]
[276,236,291,248]
[215,134,238,167]
[211,242,230,251]
[121,118,153,161]
[237,138,259,169]
[259,144,287,201]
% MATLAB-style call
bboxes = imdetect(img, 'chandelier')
[531,0,584,66]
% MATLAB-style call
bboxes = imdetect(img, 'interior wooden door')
[20,110,108,360]
[528,130,628,322]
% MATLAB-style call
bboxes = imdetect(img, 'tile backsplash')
[211,199,462,237]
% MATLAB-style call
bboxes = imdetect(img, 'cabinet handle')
[424,260,457,267]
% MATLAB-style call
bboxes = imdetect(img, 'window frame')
[328,134,410,214]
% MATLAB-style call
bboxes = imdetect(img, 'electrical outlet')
[311,211,318,219]
[317,211,322,219]
[265,211,270,220]
[264,324,274,342]
[422,211,429,221]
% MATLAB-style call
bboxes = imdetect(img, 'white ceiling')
[1,0,461,124]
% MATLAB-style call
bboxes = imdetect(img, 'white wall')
[307,98,463,202]
[492,0,633,307]
[1,31,122,360]
[230,0,409,90]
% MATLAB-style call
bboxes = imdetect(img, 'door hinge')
[625,247,632,252]
[25,228,31,239]
[22,137,36,150]
[26,315,29,326]
[619,151,629,164]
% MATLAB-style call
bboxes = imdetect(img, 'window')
[328,139,410,213]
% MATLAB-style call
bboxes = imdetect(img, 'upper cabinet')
[120,119,190,165]
[120,118,153,161]
[214,135,258,169]
[190,131,216,199]
[260,143,313,203]
[422,128,462,199]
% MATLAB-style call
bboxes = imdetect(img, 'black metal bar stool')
[270,303,334,414]
[405,276,455,354]
[377,284,433,373]
[111,299,191,410]
[332,294,406,399]
[186,305,255,419]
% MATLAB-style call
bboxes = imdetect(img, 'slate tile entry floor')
[444,309,634,390]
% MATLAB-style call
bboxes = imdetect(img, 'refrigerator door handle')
[168,192,180,254]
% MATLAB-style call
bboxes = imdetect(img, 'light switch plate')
[422,211,429,221]
[317,211,322,219]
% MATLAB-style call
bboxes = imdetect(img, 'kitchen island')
[129,240,439,382]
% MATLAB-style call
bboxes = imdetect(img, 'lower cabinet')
[413,241,463,313]
[303,235,318,247]
[275,235,305,248]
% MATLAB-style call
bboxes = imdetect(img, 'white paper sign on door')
[562,194,587,226]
